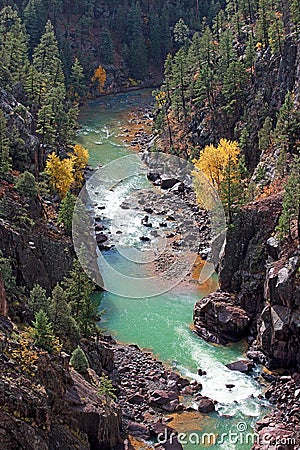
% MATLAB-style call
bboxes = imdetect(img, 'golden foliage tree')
[193,139,242,223]
[45,152,75,199]
[193,139,240,190]
[92,66,107,93]
[69,144,89,187]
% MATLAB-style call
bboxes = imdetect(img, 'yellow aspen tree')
[69,144,89,187]
[45,152,75,199]
[193,139,240,190]
[91,66,107,93]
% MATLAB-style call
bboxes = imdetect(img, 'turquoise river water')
[77,90,269,450]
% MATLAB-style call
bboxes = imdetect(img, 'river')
[77,90,269,449]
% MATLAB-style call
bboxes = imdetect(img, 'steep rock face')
[194,194,282,349]
[219,194,282,319]
[0,88,38,171]
[0,219,74,293]
[0,317,123,450]
[255,250,300,369]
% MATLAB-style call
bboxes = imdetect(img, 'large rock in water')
[226,359,254,373]
[197,397,215,413]
[193,291,250,345]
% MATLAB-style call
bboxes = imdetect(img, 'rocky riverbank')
[81,334,219,449]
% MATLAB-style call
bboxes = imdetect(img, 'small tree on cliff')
[15,171,38,198]
[98,375,116,404]
[28,284,49,315]
[276,156,300,239]
[57,191,76,235]
[32,309,57,352]
[70,346,89,373]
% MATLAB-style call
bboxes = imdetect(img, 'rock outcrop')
[193,291,250,345]
[0,317,123,450]
[0,218,74,293]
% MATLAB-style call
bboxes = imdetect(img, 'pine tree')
[258,116,273,152]
[98,375,116,404]
[149,11,161,61]
[70,346,89,373]
[32,309,56,352]
[0,110,11,176]
[31,20,65,106]
[69,58,87,101]
[15,171,38,198]
[268,0,284,55]
[57,191,77,235]
[24,0,47,53]
[290,0,300,34]
[277,156,300,238]
[99,30,114,64]
[273,92,300,158]
[48,284,79,343]
[127,1,147,79]
[222,59,249,115]
[0,250,17,301]
[63,259,99,338]
[0,6,29,89]
[28,284,49,316]
[244,34,257,71]
[256,0,271,48]
[174,18,190,47]
[171,48,188,118]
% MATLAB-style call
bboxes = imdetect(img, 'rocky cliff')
[0,316,123,450]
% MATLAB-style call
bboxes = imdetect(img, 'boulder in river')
[193,291,250,345]
[197,397,216,413]
[226,359,254,373]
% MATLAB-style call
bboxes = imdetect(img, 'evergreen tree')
[70,346,89,373]
[24,0,47,53]
[258,116,273,152]
[57,190,77,235]
[222,59,249,115]
[99,30,114,64]
[0,6,29,90]
[32,309,56,352]
[0,250,17,301]
[98,374,116,404]
[63,259,100,338]
[244,34,256,71]
[15,171,38,198]
[0,110,11,176]
[174,18,190,47]
[149,11,161,61]
[290,0,300,34]
[273,92,300,157]
[28,284,49,316]
[31,20,65,106]
[218,29,235,74]
[277,156,300,238]
[48,284,79,343]
[256,0,271,48]
[171,47,188,118]
[69,58,87,101]
[127,1,147,79]
[268,0,284,54]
